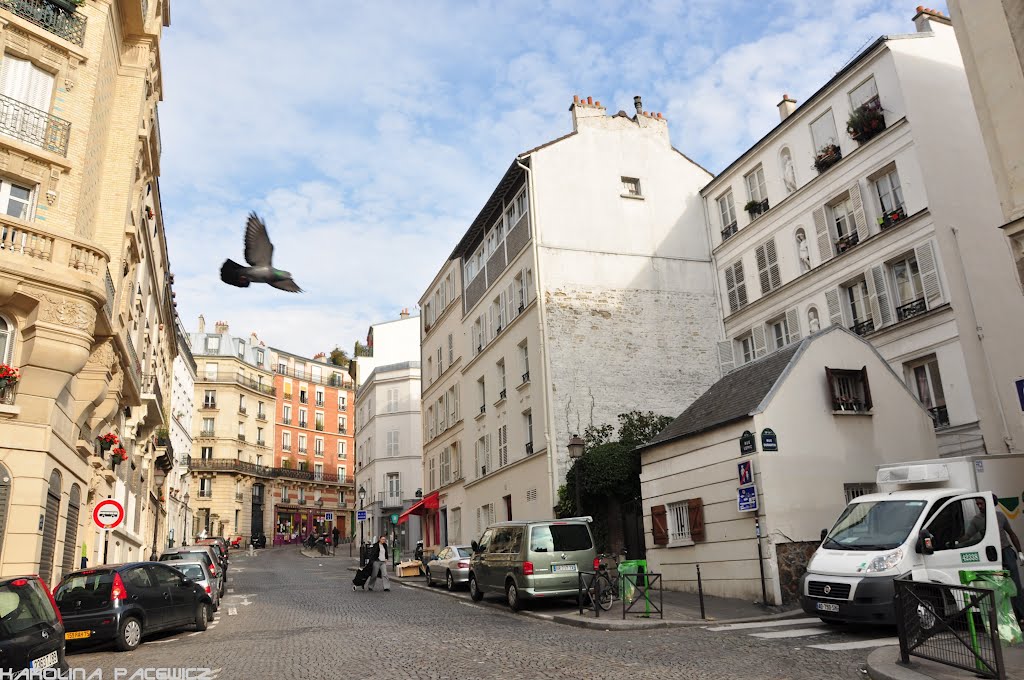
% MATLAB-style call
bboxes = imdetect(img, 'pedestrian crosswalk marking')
[750,626,830,639]
[807,637,899,651]
[705,617,819,632]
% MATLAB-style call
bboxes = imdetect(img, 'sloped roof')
[639,341,803,451]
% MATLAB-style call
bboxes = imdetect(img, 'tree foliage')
[329,346,350,367]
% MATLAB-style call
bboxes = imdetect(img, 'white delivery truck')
[799,455,1024,624]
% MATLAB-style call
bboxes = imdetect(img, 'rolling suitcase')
[352,561,374,590]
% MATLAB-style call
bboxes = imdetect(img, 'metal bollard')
[697,563,706,620]
[248,543,255,557]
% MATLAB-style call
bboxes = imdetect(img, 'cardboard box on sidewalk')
[396,561,421,577]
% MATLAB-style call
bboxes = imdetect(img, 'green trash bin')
[617,560,649,614]
[959,569,1023,647]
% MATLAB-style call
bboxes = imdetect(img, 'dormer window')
[621,176,642,197]
[826,367,872,413]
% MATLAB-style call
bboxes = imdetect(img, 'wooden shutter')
[725,265,738,312]
[825,367,837,408]
[848,181,868,241]
[785,308,801,342]
[735,262,748,307]
[60,484,81,577]
[860,366,873,411]
[813,206,833,262]
[717,340,735,375]
[687,499,706,542]
[38,471,61,586]
[914,241,943,307]
[825,288,844,327]
[868,265,893,326]
[651,505,668,545]
[756,243,770,294]
[766,239,781,289]
[752,324,767,357]
[506,283,515,319]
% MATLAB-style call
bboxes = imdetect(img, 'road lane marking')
[188,632,201,637]
[228,607,238,616]
[750,627,830,639]
[807,637,900,651]
[705,618,820,632]
[227,589,234,593]
[146,638,179,644]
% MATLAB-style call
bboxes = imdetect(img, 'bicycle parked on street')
[582,550,626,612]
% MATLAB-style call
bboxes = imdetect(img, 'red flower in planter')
[0,364,20,386]
[100,433,120,446]
[111,447,128,462]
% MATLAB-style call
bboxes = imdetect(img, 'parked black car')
[54,563,213,652]
[0,575,66,672]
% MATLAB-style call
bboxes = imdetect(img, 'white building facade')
[166,318,195,548]
[705,10,1024,458]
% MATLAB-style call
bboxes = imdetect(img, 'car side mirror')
[820,529,828,543]
[917,529,935,555]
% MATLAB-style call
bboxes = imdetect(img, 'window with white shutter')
[724,260,748,313]
[755,239,781,294]
[498,425,508,467]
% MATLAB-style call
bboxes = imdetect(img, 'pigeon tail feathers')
[220,259,250,288]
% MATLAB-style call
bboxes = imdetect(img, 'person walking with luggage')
[365,534,391,592]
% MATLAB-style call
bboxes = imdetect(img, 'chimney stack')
[778,94,797,121]
[569,94,607,130]
[633,95,643,116]
[214,320,228,334]
[913,6,951,32]
[197,314,205,333]
[400,308,410,319]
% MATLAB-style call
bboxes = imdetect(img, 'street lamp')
[183,492,190,546]
[358,485,366,566]
[568,435,585,516]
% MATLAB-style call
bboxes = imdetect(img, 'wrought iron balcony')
[0,0,87,46]
[721,221,738,241]
[282,444,291,452]
[835,231,860,254]
[299,395,309,404]
[499,388,507,400]
[0,91,71,156]
[929,405,950,429]
[125,335,141,388]
[238,405,247,414]
[315,399,324,407]
[202,401,217,409]
[256,411,267,421]
[199,429,214,438]
[526,441,534,454]
[104,270,115,321]
[0,380,16,406]
[236,433,246,442]
[314,423,324,432]
[198,489,212,498]
[850,319,875,336]
[896,298,927,322]
[521,371,530,384]
[298,420,308,429]
[298,447,307,454]
[833,397,867,412]
[235,491,243,502]
[338,427,347,435]
[256,439,265,447]
[282,417,291,425]
[479,404,486,414]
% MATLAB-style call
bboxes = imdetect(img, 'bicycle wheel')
[596,574,615,611]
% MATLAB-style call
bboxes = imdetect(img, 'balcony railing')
[378,492,403,508]
[256,438,265,447]
[298,421,308,429]
[282,444,291,452]
[878,206,907,231]
[236,433,246,442]
[0,91,71,156]
[929,405,950,429]
[125,335,141,388]
[256,411,267,421]
[186,457,355,485]
[141,373,164,414]
[274,365,351,388]
[0,0,87,47]
[0,381,16,406]
[315,399,324,407]
[526,441,534,455]
[202,373,276,396]
[282,417,291,425]
[499,388,507,400]
[299,395,309,404]
[896,298,927,322]
[721,221,738,241]
[0,217,108,281]
[198,489,212,498]
[298,447,307,454]
[314,423,324,431]
[521,371,530,384]
[235,491,243,502]
[199,429,214,438]
[338,427,347,434]
[202,401,217,409]
[103,270,115,321]
[835,231,860,254]
[479,404,486,415]
[850,319,875,336]
[238,406,247,414]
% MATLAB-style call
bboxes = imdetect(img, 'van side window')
[490,529,510,554]
[922,496,955,524]
[928,497,987,551]
[530,526,554,552]
[507,528,523,555]
[478,529,493,551]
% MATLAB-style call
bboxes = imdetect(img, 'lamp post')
[568,435,585,516]
[183,492,190,547]
[358,485,366,566]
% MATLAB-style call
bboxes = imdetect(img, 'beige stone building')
[0,0,176,582]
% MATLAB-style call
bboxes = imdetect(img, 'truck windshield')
[824,500,927,551]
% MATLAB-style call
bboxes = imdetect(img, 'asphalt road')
[66,547,879,679]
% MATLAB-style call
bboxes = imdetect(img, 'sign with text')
[390,513,399,524]
[738,460,753,486]
[356,510,367,521]
[760,428,778,452]
[325,512,334,521]
[737,485,758,513]
[93,499,125,530]
[740,431,757,455]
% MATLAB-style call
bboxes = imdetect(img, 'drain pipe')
[515,156,559,513]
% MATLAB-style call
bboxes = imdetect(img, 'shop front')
[274,504,346,545]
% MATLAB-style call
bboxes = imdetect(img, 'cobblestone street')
[65,548,880,679]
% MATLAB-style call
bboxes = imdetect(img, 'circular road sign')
[93,499,125,530]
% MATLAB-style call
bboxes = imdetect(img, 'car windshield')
[0,580,57,637]
[456,547,471,558]
[54,571,114,611]
[176,564,207,581]
[824,500,927,551]
[530,524,592,552]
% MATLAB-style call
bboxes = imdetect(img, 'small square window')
[621,177,642,197]
[826,367,873,413]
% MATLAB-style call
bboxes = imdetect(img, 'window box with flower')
[99,432,120,451]
[846,97,886,144]
[877,207,907,230]
[834,232,861,254]
[744,199,770,220]
[0,364,20,406]
[111,446,128,465]
[814,144,842,174]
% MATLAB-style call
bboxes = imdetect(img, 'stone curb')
[299,549,338,558]
[865,647,935,680]
[390,571,805,630]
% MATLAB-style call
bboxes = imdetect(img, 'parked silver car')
[159,548,224,598]
[425,545,472,591]
[168,561,219,617]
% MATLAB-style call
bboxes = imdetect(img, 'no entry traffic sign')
[93,499,125,530]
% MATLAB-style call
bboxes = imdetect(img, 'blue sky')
[159,0,947,357]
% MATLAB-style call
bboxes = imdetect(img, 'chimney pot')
[633,95,643,115]
[573,94,580,104]
[587,96,593,105]
[778,94,797,121]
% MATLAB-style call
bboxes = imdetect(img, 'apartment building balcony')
[721,221,738,242]
[314,423,324,432]
[0,0,86,47]
[256,439,266,447]
[282,444,291,452]
[189,458,273,478]
[236,433,246,442]
[238,405,247,415]
[103,270,115,322]
[0,380,17,413]
[282,417,291,425]
[202,401,217,410]
[140,373,165,426]
[199,429,215,438]
[850,319,875,337]
[378,492,403,508]
[256,411,267,421]
[895,298,927,323]
[298,420,307,429]
[297,447,307,455]
[274,466,353,485]
[197,489,212,499]
[526,441,534,455]
[315,399,324,407]
[125,335,141,389]
[202,374,276,396]
[338,427,347,435]
[0,91,71,156]
[299,395,309,404]
[929,405,950,429]
[234,492,243,502]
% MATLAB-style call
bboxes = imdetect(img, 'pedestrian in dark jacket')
[365,534,391,591]
[332,526,340,555]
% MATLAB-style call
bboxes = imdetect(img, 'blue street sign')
[325,512,334,521]
[737,484,758,513]
[356,510,367,521]
[1016,378,1024,411]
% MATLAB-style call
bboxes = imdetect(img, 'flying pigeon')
[220,213,303,293]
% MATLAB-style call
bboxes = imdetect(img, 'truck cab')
[799,487,1002,624]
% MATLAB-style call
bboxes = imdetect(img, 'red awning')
[397,491,440,524]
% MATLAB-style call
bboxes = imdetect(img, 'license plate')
[552,564,577,572]
[31,651,58,669]
[816,602,840,613]
[65,630,91,640]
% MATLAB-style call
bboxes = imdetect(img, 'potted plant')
[877,207,907,230]
[156,427,170,446]
[111,446,128,464]
[99,432,120,451]
[835,233,859,254]
[846,98,885,143]
[0,363,20,388]
[813,144,842,173]
[744,200,763,218]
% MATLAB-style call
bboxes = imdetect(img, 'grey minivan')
[468,518,597,611]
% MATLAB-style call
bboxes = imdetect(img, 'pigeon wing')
[270,278,303,293]
[243,213,274,267]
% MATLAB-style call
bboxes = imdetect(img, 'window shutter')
[848,181,867,241]
[717,340,735,375]
[813,206,833,262]
[725,266,738,312]
[651,505,668,545]
[869,265,893,326]
[785,308,801,342]
[914,241,943,306]
[825,288,844,327]
[766,239,781,289]
[825,367,837,408]
[860,366,873,410]
[735,262,748,307]
[687,499,706,542]
[752,325,767,357]
[756,244,770,294]
[506,283,515,318]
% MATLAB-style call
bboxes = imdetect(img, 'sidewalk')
[358,563,801,630]
[867,644,1024,680]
